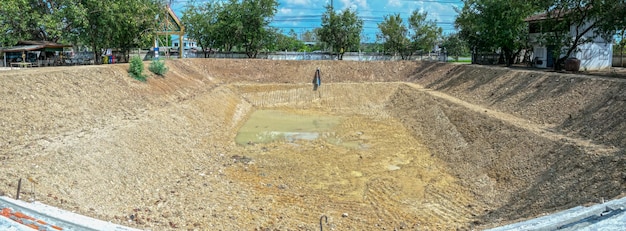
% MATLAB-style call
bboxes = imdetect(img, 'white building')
[526,12,613,70]
[171,36,199,51]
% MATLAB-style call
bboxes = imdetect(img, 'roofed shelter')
[155,6,184,59]
[2,41,71,67]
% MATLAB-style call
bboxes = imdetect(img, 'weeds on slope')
[129,56,146,82]
[149,58,168,76]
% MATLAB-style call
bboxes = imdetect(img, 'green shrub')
[149,58,168,76]
[129,56,146,82]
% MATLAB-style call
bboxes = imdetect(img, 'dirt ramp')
[387,84,625,228]
[408,64,626,149]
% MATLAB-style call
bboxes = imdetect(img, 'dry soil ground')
[0,59,624,230]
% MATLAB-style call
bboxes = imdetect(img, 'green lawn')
[447,58,471,63]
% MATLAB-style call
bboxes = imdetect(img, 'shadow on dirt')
[478,147,625,227]
[408,63,626,148]
[401,64,626,228]
[557,86,626,148]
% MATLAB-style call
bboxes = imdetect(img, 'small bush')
[129,56,146,82]
[149,58,168,76]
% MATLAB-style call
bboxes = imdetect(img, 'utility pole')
[329,0,334,59]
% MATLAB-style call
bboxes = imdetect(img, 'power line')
[171,0,460,35]
[401,0,461,3]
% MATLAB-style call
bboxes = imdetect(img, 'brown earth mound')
[0,59,624,230]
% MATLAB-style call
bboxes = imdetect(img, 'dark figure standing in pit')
[313,68,321,91]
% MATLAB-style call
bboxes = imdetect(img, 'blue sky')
[170,0,463,42]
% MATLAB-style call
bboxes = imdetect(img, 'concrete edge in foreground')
[487,196,626,231]
[1,196,142,231]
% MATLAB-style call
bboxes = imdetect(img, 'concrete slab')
[487,197,626,231]
[0,196,141,231]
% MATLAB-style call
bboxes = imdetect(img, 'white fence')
[187,51,447,62]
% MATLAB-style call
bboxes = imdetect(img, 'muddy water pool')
[230,109,475,225]
[235,109,344,146]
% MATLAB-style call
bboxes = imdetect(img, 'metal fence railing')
[472,53,501,65]
[613,55,626,67]
[184,51,448,62]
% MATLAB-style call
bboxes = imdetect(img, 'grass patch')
[447,59,471,63]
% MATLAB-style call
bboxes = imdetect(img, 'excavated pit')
[0,59,624,230]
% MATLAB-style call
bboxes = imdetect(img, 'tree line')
[455,0,626,68]
[181,1,448,60]
[0,0,453,61]
[15,0,624,65]
[0,0,163,63]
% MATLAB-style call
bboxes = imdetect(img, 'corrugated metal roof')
[1,45,46,52]
[17,40,67,46]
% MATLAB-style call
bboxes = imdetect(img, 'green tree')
[216,0,242,52]
[301,29,318,43]
[182,1,222,57]
[287,29,298,39]
[603,2,626,66]
[239,0,279,58]
[454,0,488,53]
[538,0,626,70]
[455,0,540,66]
[377,11,442,60]
[0,0,25,46]
[72,0,161,63]
[597,1,626,40]
[408,11,442,55]
[270,30,306,51]
[0,0,86,46]
[112,0,161,62]
[317,5,364,60]
[361,42,384,53]
[442,33,470,61]
[377,14,411,59]
[76,0,117,63]
[210,0,279,57]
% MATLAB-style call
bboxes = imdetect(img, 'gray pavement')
[487,196,626,231]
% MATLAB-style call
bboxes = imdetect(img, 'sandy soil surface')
[0,59,624,230]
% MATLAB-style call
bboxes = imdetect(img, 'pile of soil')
[0,59,623,230]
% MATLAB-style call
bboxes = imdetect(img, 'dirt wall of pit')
[406,62,626,149]
[187,59,626,228]
[0,59,624,230]
[386,85,625,228]
[391,62,626,227]
[0,63,257,229]
[223,60,626,228]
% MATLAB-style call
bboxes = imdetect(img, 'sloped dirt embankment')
[0,59,624,230]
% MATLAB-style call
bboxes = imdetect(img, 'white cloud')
[423,2,456,22]
[278,8,293,15]
[386,0,402,8]
[285,0,312,6]
[338,0,369,11]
